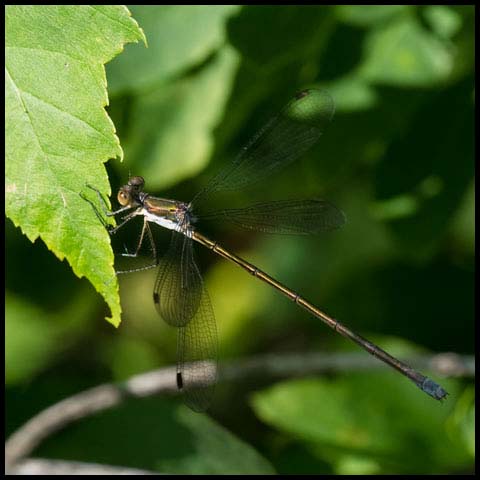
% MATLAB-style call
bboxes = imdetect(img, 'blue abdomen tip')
[422,378,448,400]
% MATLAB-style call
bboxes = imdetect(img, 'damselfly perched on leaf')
[83,90,447,411]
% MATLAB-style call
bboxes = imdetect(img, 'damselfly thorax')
[116,176,195,237]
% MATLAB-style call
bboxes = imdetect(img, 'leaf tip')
[139,28,148,48]
[105,315,121,328]
[123,6,147,47]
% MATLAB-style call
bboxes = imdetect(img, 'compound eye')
[117,189,130,206]
[129,176,145,189]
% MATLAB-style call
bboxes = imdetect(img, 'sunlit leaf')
[5,5,145,326]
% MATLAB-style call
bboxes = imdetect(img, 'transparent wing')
[201,199,346,235]
[177,285,218,413]
[191,89,335,206]
[154,233,218,411]
[153,232,202,327]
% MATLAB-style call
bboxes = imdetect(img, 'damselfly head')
[128,176,145,189]
[117,176,145,207]
[116,177,140,207]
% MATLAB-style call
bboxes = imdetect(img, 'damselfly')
[83,90,447,411]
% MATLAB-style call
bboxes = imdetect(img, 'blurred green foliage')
[6,5,474,474]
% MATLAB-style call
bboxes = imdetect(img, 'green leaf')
[251,372,472,473]
[423,5,462,39]
[324,76,378,112]
[335,5,410,27]
[447,387,475,457]
[358,15,453,87]
[5,6,145,326]
[36,399,275,474]
[123,45,239,190]
[160,407,276,474]
[107,5,240,95]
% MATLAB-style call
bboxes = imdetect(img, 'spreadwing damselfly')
[83,89,447,411]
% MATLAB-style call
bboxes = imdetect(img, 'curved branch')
[7,458,158,475]
[5,352,474,469]
[5,365,178,469]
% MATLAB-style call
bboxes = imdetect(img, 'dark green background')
[6,5,474,474]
